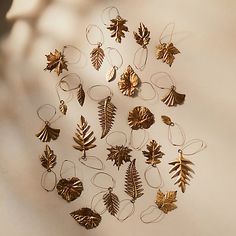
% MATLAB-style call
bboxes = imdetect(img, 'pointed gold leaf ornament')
[107,15,129,43]
[133,23,150,48]
[98,96,117,139]
[161,115,174,126]
[118,65,140,97]
[161,86,185,107]
[36,122,60,142]
[59,100,67,115]
[40,145,57,171]
[106,66,116,82]
[103,188,120,216]
[90,44,105,70]
[155,190,177,214]
[169,151,194,193]
[44,49,68,76]
[77,84,85,106]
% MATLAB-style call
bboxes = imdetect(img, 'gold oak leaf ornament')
[162,86,185,107]
[133,23,150,48]
[155,190,177,214]
[103,188,120,216]
[40,145,57,171]
[118,65,139,97]
[90,44,105,70]
[73,116,96,159]
[98,96,117,139]
[44,49,68,76]
[77,84,85,107]
[107,15,128,43]
[107,145,132,170]
[36,122,60,143]
[142,140,164,166]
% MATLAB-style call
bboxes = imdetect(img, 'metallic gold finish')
[125,159,144,202]
[98,96,117,139]
[107,145,132,170]
[161,115,173,126]
[44,49,68,76]
[56,177,83,202]
[161,86,185,106]
[59,100,67,115]
[169,152,194,193]
[73,115,96,159]
[128,106,155,130]
[36,122,60,142]
[90,45,105,70]
[106,66,116,82]
[70,207,102,229]
[77,84,85,106]
[40,145,57,171]
[118,65,139,97]
[107,15,128,43]
[103,189,120,216]
[133,23,150,48]
[142,140,164,166]
[156,42,180,67]
[155,190,177,214]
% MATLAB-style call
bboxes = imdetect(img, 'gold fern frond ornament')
[73,116,96,159]
[77,84,85,106]
[90,44,105,70]
[98,96,117,139]
[161,86,185,107]
[125,159,144,202]
[169,151,194,193]
[40,145,57,171]
[36,122,60,143]
[142,140,164,166]
[103,188,120,216]
[133,23,150,48]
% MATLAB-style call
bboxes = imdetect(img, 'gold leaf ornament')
[77,84,85,106]
[103,189,120,216]
[36,122,60,143]
[106,66,116,82]
[44,49,68,76]
[40,145,57,171]
[90,44,105,70]
[133,23,150,48]
[161,86,185,107]
[161,115,174,126]
[59,100,67,115]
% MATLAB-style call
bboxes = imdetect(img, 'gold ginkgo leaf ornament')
[36,122,60,143]
[133,23,150,48]
[162,86,185,107]
[40,145,57,171]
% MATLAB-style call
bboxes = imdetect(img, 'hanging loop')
[144,165,164,189]
[41,170,57,192]
[150,72,175,90]
[129,129,149,150]
[101,6,120,26]
[91,172,116,190]
[60,159,77,179]
[159,22,175,44]
[104,47,123,69]
[37,104,57,123]
[56,80,74,103]
[105,131,127,147]
[133,47,148,71]
[180,139,207,156]
[140,205,164,224]
[78,155,105,170]
[168,122,186,147]
[138,82,157,101]
[62,45,83,64]
[90,190,107,215]
[59,73,82,92]
[86,24,104,46]
[87,84,113,101]
[116,199,135,222]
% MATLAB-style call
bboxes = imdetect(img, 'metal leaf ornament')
[73,116,96,159]
[107,15,128,43]
[155,190,177,214]
[107,145,132,170]
[125,159,144,202]
[156,42,180,67]
[36,122,60,142]
[77,84,85,106]
[161,115,174,126]
[90,44,105,70]
[128,106,155,130]
[106,66,116,82]
[59,100,67,115]
[98,96,117,139]
[40,145,57,171]
[118,65,140,97]
[103,188,120,216]
[162,86,185,107]
[142,140,164,166]
[44,49,68,76]
[70,207,102,230]
[56,177,83,202]
[169,152,194,193]
[133,23,150,48]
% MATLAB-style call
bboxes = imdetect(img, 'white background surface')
[0,0,236,235]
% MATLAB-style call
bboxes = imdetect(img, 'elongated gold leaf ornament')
[125,159,144,202]
[107,145,132,170]
[161,86,185,107]
[70,207,102,229]
[98,96,117,139]
[77,84,85,106]
[107,15,128,43]
[44,49,68,76]
[161,115,174,126]
[169,152,194,193]
[103,188,120,216]
[133,23,150,48]
[106,66,116,82]
[36,122,60,142]
[118,65,140,97]
[155,190,177,214]
[56,177,83,202]
[73,116,96,159]
[59,100,67,115]
[90,44,105,70]
[40,145,57,171]
[142,140,164,166]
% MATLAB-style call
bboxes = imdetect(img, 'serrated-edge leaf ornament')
[133,23,150,48]
[103,189,120,216]
[90,45,105,70]
[40,145,57,171]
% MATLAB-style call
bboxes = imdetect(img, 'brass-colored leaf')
[118,65,139,97]
[90,45,105,70]
[77,84,85,106]
[40,145,57,171]
[107,15,129,43]
[70,207,102,229]
[98,96,117,139]
[36,122,60,142]
[59,100,67,115]
[44,49,68,76]
[107,145,132,170]
[106,66,116,82]
[124,159,144,201]
[73,115,96,158]
[133,23,150,48]
[169,152,195,193]
[161,115,173,126]
[57,177,83,202]
[103,189,120,216]
[156,43,180,67]
[161,86,185,106]
[128,106,155,130]
[155,189,177,214]
[142,140,164,166]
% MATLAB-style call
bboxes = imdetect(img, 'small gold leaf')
[106,66,116,82]
[59,100,67,115]
[40,145,57,171]
[103,190,120,216]
[36,122,60,142]
[77,84,85,106]
[90,45,105,70]
[161,86,185,106]
[133,23,150,48]
[161,115,173,126]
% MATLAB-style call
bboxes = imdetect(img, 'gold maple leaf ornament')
[44,49,68,76]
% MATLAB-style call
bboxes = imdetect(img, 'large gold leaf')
[103,189,120,216]
[77,84,85,107]
[40,145,57,171]
[133,23,150,48]
[161,86,185,106]
[90,45,105,70]
[36,122,60,142]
